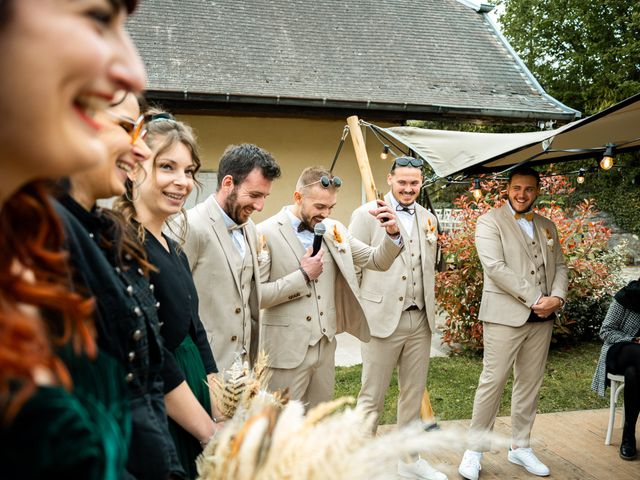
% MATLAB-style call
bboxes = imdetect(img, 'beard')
[300,209,324,230]
[223,189,249,224]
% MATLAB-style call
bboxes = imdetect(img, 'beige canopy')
[378,93,640,178]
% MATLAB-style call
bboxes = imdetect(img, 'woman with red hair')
[0,1,146,478]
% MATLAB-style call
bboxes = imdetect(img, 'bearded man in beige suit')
[458,167,568,480]
[351,157,446,480]
[257,166,402,408]
[175,144,281,371]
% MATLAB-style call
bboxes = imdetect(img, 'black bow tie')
[396,204,415,215]
[297,221,313,233]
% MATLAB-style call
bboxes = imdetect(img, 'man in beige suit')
[351,157,446,480]
[177,144,281,371]
[257,166,402,407]
[458,166,568,480]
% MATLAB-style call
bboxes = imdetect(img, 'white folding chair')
[605,373,625,446]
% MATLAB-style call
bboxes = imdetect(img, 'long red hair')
[0,182,95,421]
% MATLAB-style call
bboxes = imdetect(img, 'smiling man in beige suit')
[176,144,281,371]
[350,157,446,480]
[257,166,402,408]
[458,166,568,480]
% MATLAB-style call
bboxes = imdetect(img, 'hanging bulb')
[576,168,586,184]
[600,143,615,170]
[472,178,483,201]
[380,145,390,160]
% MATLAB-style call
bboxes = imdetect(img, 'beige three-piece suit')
[350,193,438,430]
[470,203,568,449]
[257,206,402,407]
[178,195,261,371]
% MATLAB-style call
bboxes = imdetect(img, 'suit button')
[306,316,312,321]
[402,275,407,280]
[132,329,143,341]
[125,372,134,383]
[306,293,312,297]
[530,271,535,275]
[410,240,413,243]
[314,279,318,283]
[320,311,324,316]
[128,351,136,362]
[317,295,321,299]
[231,335,237,341]
[322,328,326,333]
[399,296,404,301]
[532,241,536,245]
[235,307,241,314]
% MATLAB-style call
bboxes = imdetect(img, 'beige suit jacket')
[475,203,568,327]
[178,195,261,370]
[349,193,438,338]
[257,207,402,368]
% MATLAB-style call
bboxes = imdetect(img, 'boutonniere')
[332,224,347,253]
[544,228,554,251]
[257,234,270,264]
[424,217,437,244]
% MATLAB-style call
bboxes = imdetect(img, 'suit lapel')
[386,192,407,266]
[415,204,429,266]
[206,197,241,291]
[276,208,306,260]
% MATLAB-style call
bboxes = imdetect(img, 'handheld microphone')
[311,222,326,257]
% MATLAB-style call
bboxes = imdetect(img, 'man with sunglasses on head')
[257,166,403,408]
[350,156,446,480]
[176,144,281,371]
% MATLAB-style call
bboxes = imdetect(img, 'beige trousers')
[267,336,337,409]
[357,309,431,432]
[469,320,554,451]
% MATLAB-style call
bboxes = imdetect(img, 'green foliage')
[436,175,626,351]
[334,343,609,423]
[496,0,640,115]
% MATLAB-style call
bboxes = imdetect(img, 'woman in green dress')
[0,0,145,478]
[115,111,225,478]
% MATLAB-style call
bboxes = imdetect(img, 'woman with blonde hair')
[115,111,223,478]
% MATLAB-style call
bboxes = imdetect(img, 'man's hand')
[531,296,563,318]
[300,246,324,281]
[368,199,400,236]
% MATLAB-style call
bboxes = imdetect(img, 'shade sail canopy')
[379,93,640,178]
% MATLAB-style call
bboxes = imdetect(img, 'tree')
[496,0,640,115]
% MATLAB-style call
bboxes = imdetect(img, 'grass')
[334,341,610,425]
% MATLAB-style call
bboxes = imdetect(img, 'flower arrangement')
[257,234,270,264]
[333,224,346,252]
[425,217,437,244]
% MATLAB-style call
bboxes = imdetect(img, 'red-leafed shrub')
[437,174,626,352]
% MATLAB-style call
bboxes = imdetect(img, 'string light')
[576,168,586,184]
[380,145,390,160]
[600,143,615,170]
[472,178,483,201]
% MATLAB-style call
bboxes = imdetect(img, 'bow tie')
[514,212,534,221]
[227,222,247,232]
[396,204,416,215]
[297,221,313,233]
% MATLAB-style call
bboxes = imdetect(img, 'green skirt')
[168,335,212,479]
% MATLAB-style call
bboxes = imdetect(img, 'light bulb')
[472,178,483,201]
[600,144,615,170]
[576,168,586,184]
[380,145,390,160]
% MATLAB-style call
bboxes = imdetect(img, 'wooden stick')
[346,115,436,425]
[347,115,378,202]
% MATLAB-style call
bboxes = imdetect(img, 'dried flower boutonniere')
[257,233,270,264]
[332,224,347,253]
[544,228,554,251]
[424,217,437,244]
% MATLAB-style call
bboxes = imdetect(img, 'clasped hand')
[531,296,563,318]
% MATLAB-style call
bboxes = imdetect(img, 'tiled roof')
[127,0,579,121]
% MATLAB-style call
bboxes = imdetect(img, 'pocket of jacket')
[361,290,383,303]
[262,315,290,327]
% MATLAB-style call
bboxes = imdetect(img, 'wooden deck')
[381,409,640,479]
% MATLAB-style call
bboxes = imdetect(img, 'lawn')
[334,341,610,425]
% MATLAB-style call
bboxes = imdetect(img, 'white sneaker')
[507,447,550,476]
[457,450,482,480]
[398,457,448,480]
